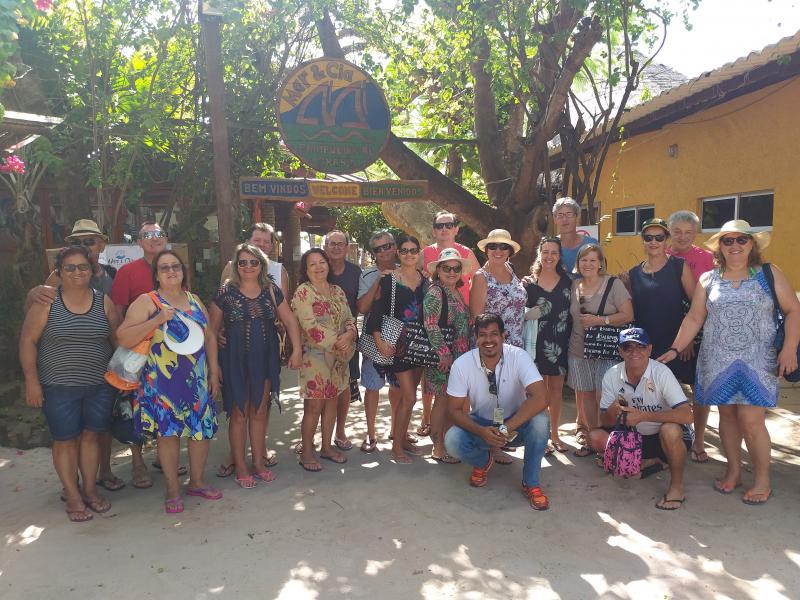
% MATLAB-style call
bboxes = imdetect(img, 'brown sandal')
[360,438,378,453]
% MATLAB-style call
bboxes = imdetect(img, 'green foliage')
[329,204,400,247]
[0,268,24,379]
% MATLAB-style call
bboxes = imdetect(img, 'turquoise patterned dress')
[135,292,218,439]
[695,268,778,407]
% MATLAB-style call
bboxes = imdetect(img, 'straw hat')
[65,219,107,241]
[705,219,770,252]
[477,229,521,254]
[427,247,470,272]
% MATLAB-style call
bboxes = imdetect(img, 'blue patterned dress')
[477,265,528,347]
[135,292,218,439]
[695,268,778,407]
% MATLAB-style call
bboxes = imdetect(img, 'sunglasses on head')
[158,263,182,273]
[141,230,166,240]
[62,263,91,273]
[642,233,666,242]
[439,264,463,274]
[238,259,260,267]
[434,221,457,230]
[620,342,648,353]
[371,242,395,254]
[69,238,97,247]
[720,235,751,247]
[398,247,420,255]
[485,243,512,252]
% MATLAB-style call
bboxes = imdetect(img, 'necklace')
[310,281,331,297]
[642,257,667,277]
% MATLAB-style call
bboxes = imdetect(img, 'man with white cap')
[590,327,694,510]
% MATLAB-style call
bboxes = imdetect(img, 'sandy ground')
[2,372,800,600]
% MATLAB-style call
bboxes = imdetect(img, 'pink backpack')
[603,413,642,478]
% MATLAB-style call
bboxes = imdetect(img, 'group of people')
[19,199,799,520]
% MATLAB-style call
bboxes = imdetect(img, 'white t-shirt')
[358,266,381,300]
[600,359,688,436]
[447,344,543,421]
[267,260,283,285]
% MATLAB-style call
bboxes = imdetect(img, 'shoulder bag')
[267,283,292,366]
[762,263,800,382]
[394,283,455,368]
[105,292,162,391]
[583,276,631,361]
[358,273,405,365]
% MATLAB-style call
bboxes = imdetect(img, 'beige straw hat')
[427,247,470,272]
[704,219,770,252]
[65,219,108,241]
[477,229,521,254]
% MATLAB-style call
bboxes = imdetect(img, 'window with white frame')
[701,191,774,231]
[614,205,654,235]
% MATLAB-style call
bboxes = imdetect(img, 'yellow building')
[593,31,800,285]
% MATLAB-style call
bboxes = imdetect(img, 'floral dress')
[291,283,356,400]
[423,284,472,395]
[135,292,218,440]
[524,274,572,376]
[477,265,527,347]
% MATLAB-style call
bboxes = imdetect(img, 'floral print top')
[291,282,356,400]
[477,265,527,347]
[524,274,572,376]
[423,283,472,395]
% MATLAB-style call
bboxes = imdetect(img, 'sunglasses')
[433,222,457,230]
[620,342,648,353]
[141,230,166,240]
[439,264,463,274]
[642,233,666,242]
[485,243,512,252]
[238,259,260,267]
[62,263,91,273]
[487,370,498,397]
[371,242,395,254]
[158,263,182,273]
[398,247,420,255]
[720,235,751,247]
[69,238,97,247]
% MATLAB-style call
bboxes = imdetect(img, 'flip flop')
[253,469,277,483]
[264,452,279,467]
[334,438,353,451]
[82,495,111,514]
[713,479,742,494]
[544,444,555,457]
[391,453,413,465]
[494,452,513,465]
[319,453,347,464]
[96,474,126,491]
[298,459,322,472]
[742,489,772,505]
[403,444,424,456]
[165,496,184,514]
[655,495,686,510]
[131,465,153,489]
[360,438,378,453]
[186,486,223,500]
[690,449,709,463]
[416,424,431,437]
[431,454,461,464]
[66,507,93,522]
[552,440,570,453]
[152,461,188,476]
[216,463,235,478]
[637,462,667,480]
[573,446,593,458]
[235,475,257,489]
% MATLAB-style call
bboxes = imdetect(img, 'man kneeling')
[589,327,694,510]
[444,313,551,510]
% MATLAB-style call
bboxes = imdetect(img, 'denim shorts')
[42,383,116,441]
[360,357,399,390]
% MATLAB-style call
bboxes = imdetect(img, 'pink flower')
[0,154,25,174]
[35,0,53,11]
[312,301,326,317]
[308,327,325,343]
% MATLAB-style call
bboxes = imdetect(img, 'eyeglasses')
[642,233,666,242]
[720,235,751,247]
[158,263,182,273]
[326,241,348,248]
[485,243,512,252]
[439,264,463,273]
[238,259,260,267]
[141,230,166,240]
[620,342,648,353]
[371,242,395,254]
[555,212,576,219]
[398,247,420,255]
[62,263,91,273]
[433,222,457,230]
[69,238,97,247]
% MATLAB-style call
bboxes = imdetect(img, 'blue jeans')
[445,411,550,488]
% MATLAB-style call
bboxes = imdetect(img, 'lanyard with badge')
[481,355,518,442]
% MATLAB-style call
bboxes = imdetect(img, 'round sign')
[277,58,391,174]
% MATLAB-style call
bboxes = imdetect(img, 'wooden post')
[199,6,237,263]
[284,211,302,296]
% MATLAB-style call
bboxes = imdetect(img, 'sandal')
[319,453,347,464]
[713,479,742,494]
[742,489,772,505]
[360,438,378,453]
[82,495,111,514]
[391,453,413,465]
[544,444,555,457]
[573,446,594,458]
[552,440,570,453]
[469,451,495,487]
[216,463,235,478]
[416,423,431,437]
[690,448,709,463]
[152,461,188,476]
[655,495,686,510]
[299,459,322,472]
[186,486,223,500]
[253,469,277,483]
[165,496,184,514]
[66,507,93,522]
[403,443,424,456]
[494,452,513,465]
[131,464,153,489]
[334,438,353,451]
[235,475,257,489]
[522,485,550,511]
[96,474,126,492]
[431,454,461,464]
[264,452,279,467]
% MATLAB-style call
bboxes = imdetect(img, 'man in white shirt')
[589,327,693,510]
[445,313,551,510]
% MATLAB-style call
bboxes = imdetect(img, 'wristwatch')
[604,316,610,326]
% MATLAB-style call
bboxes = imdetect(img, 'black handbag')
[395,283,456,368]
[762,263,800,382]
[583,276,631,361]
[358,273,405,365]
